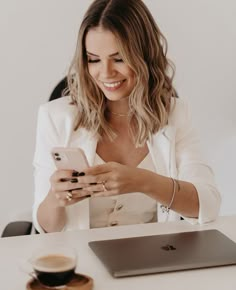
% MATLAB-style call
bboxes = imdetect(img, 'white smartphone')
[51,147,89,172]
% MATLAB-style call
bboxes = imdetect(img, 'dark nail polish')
[79,172,85,176]
[71,178,78,183]
[60,178,67,182]
[72,171,79,177]
[89,182,97,185]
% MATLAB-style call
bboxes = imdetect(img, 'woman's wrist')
[47,190,66,209]
[138,171,199,217]
[136,170,174,205]
[133,168,158,194]
[38,194,66,232]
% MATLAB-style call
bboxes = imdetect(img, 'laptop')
[88,229,236,277]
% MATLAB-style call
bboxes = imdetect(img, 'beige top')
[89,153,158,228]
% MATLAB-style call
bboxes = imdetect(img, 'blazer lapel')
[147,126,176,177]
[148,126,178,222]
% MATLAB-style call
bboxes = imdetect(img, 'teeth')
[103,81,123,88]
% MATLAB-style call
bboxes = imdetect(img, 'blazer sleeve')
[32,104,60,233]
[174,100,221,224]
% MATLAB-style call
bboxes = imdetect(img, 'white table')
[1,215,236,290]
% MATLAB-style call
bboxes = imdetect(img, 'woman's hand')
[48,169,92,207]
[77,162,143,197]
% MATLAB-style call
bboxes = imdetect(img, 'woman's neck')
[106,99,129,115]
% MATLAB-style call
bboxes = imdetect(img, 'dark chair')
[49,76,68,101]
[1,221,33,237]
[1,77,67,237]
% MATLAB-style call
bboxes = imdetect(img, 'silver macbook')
[88,229,236,277]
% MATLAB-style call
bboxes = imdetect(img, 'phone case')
[51,147,89,171]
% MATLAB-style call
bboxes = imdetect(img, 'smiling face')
[85,27,136,103]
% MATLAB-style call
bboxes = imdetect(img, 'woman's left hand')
[73,162,142,197]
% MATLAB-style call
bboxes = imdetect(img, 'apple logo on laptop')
[161,244,176,251]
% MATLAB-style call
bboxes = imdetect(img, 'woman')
[33,0,221,233]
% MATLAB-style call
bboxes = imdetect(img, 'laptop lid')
[88,229,236,277]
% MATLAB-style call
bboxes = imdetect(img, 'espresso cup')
[29,246,77,288]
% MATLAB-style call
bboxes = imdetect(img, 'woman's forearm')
[136,169,199,217]
[37,193,66,233]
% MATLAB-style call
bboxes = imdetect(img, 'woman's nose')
[100,61,115,78]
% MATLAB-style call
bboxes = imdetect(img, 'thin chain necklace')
[109,111,129,117]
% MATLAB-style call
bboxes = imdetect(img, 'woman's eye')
[88,59,100,63]
[114,58,123,62]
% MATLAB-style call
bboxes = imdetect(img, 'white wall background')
[0,0,235,234]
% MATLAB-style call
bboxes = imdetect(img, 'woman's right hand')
[49,169,92,207]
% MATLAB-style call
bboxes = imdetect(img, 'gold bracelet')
[161,178,177,214]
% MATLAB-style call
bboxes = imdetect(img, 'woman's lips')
[102,80,125,91]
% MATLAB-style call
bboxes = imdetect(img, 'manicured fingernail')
[71,178,78,183]
[79,172,85,176]
[60,178,67,182]
[89,182,97,185]
[72,171,79,177]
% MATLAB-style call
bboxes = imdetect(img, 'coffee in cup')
[33,254,76,287]
[28,246,77,288]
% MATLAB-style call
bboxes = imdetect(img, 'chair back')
[49,77,68,101]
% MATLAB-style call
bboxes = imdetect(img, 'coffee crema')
[33,254,76,287]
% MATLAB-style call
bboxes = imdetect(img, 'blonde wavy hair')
[67,0,177,147]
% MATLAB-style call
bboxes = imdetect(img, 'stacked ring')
[66,191,73,201]
[102,181,107,192]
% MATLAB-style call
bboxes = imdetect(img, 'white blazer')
[33,97,221,232]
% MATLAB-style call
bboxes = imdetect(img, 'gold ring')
[102,181,107,192]
[66,191,73,201]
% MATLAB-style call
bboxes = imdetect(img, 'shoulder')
[38,96,77,124]
[39,96,76,116]
[36,96,78,140]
